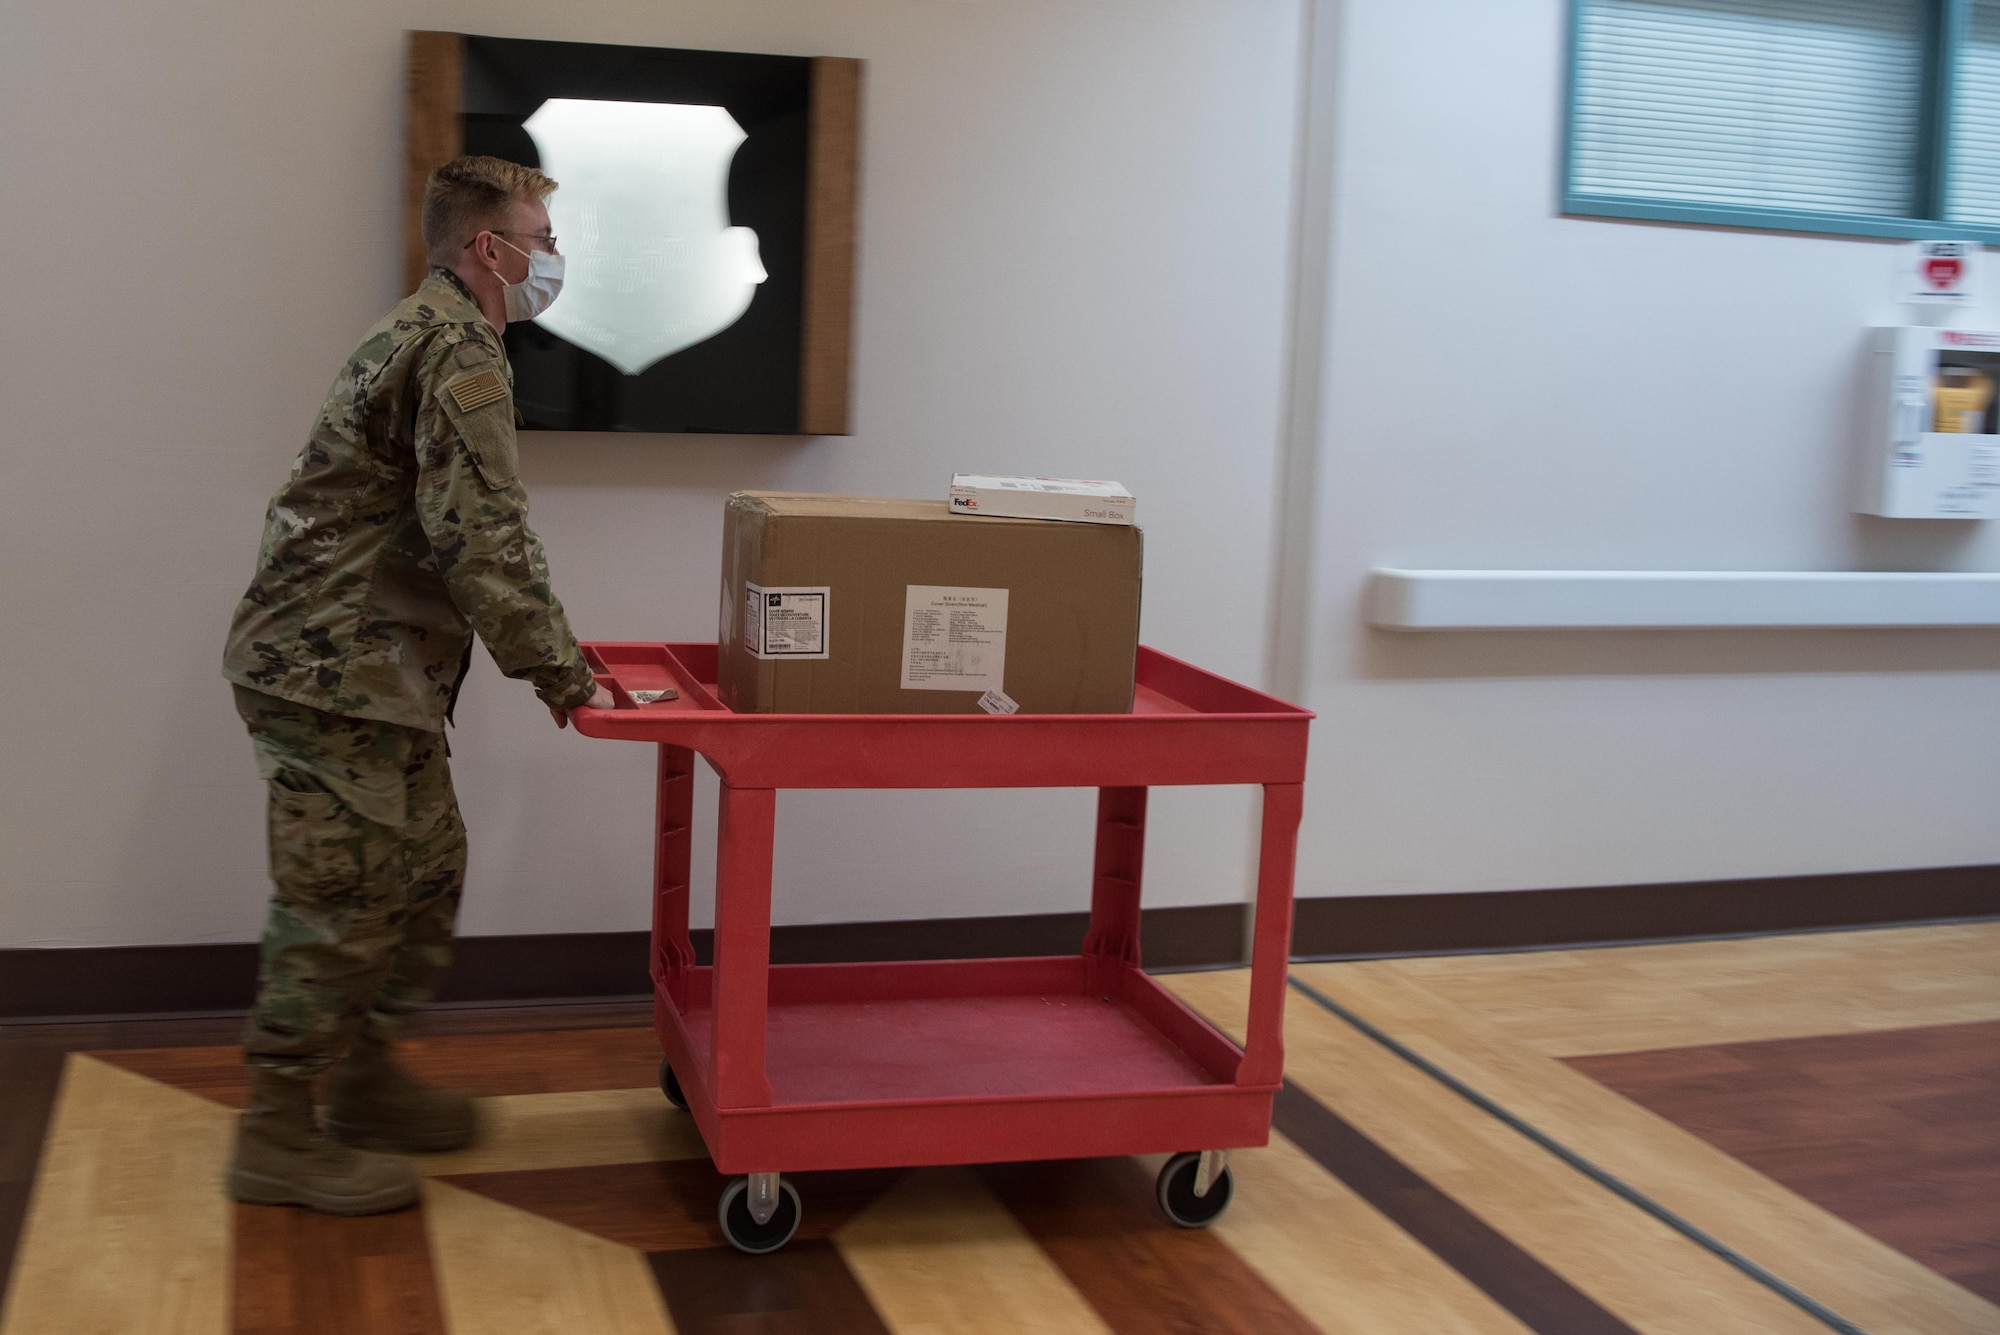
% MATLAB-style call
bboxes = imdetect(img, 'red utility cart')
[572,641,1311,1252]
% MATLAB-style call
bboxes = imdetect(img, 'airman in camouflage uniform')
[220,157,607,1214]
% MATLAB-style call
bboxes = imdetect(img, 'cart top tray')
[572,642,1310,789]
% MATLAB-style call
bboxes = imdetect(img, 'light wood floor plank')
[1377,922,2000,1055]
[1206,1135,1537,1335]
[1167,970,1831,1335]
[415,1088,705,1178]
[1291,961,2000,1335]
[423,1179,673,1335]
[835,1166,1113,1335]
[0,1054,231,1335]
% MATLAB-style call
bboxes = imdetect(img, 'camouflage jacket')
[223,269,597,732]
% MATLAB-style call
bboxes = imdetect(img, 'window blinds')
[1571,0,1927,218]
[1948,1,2000,224]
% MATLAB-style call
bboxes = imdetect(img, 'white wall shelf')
[1368,569,2000,630]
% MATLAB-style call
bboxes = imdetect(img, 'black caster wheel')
[717,1175,802,1254]
[659,1058,688,1111]
[1157,1152,1233,1227]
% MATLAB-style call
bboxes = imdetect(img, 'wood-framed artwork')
[404,31,860,435]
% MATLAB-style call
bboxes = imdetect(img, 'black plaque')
[458,35,811,433]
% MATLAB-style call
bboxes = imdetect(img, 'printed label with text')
[744,583,831,659]
[901,585,1008,691]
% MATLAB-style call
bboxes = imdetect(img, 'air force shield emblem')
[523,98,769,375]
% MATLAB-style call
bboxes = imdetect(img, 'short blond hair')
[421,156,557,265]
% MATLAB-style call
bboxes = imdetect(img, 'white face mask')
[495,235,565,322]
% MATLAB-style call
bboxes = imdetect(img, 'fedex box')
[719,492,1143,714]
[947,474,1136,525]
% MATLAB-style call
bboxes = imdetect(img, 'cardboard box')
[720,492,1143,714]
[948,474,1136,525]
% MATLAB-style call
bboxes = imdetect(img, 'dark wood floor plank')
[1,1015,245,1050]
[393,1026,661,1095]
[649,1240,890,1335]
[0,1047,65,1187]
[1568,1018,2000,1304]
[232,1202,445,1335]
[440,1161,901,1253]
[3,1002,649,1050]
[0,1045,66,1314]
[0,1178,36,1316]
[1272,1081,1639,1335]
[411,1000,656,1035]
[981,1157,1319,1335]
[94,1044,253,1108]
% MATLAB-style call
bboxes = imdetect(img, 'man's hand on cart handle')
[550,683,617,729]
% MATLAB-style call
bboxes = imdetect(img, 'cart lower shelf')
[656,956,1278,1176]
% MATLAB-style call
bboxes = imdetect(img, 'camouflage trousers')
[233,687,466,1079]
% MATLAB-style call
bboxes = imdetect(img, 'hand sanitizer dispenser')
[1855,325,2000,518]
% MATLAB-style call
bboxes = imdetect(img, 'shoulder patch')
[446,369,508,414]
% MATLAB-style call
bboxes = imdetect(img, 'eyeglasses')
[466,230,559,252]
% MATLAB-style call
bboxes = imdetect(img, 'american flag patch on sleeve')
[445,369,508,414]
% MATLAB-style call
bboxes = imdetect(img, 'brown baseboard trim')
[1291,863,2000,959]
[0,903,1247,1021]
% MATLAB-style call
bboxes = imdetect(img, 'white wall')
[0,0,1300,946]
[1293,0,2000,899]
[14,0,1991,951]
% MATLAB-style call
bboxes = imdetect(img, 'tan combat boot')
[325,1032,480,1153]
[227,1070,419,1214]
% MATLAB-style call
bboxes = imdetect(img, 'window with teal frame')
[1564,0,2000,244]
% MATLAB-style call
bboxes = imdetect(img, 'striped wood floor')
[1,922,1994,1334]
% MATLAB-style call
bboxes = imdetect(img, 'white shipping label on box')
[901,586,1008,691]
[744,584,831,659]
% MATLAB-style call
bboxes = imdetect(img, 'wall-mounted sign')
[1903,239,1979,307]
[405,32,861,434]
